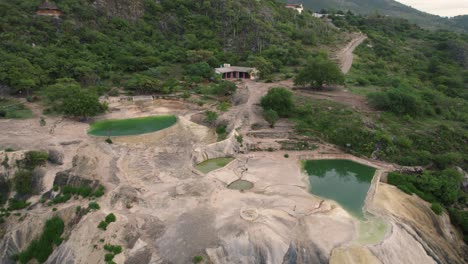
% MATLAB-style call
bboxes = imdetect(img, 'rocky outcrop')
[192,130,242,165]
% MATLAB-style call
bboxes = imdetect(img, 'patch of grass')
[431,203,443,215]
[217,102,231,112]
[88,115,177,136]
[0,98,33,119]
[192,255,203,263]
[23,151,49,170]
[17,216,64,263]
[8,199,30,210]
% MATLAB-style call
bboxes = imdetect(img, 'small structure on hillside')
[36,0,62,18]
[215,64,258,81]
[285,0,304,14]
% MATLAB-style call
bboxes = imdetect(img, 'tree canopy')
[260,87,294,117]
[44,79,107,119]
[294,56,344,88]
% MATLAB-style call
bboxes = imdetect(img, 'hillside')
[297,0,467,32]
[0,0,341,95]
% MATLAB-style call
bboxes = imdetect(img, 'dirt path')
[336,33,367,74]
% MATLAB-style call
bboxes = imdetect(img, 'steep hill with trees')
[0,0,340,97]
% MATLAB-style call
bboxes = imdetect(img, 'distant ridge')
[290,0,467,32]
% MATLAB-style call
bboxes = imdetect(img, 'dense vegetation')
[0,0,340,98]
[388,171,467,242]
[326,14,468,170]
[15,216,64,263]
[319,13,466,242]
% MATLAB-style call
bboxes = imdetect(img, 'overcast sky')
[396,0,468,17]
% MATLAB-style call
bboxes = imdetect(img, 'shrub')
[105,213,116,223]
[104,244,122,255]
[92,185,105,197]
[13,170,33,195]
[62,185,93,198]
[88,202,100,210]
[284,154,289,158]
[51,194,71,204]
[8,199,30,210]
[367,89,424,117]
[216,124,227,135]
[212,81,236,96]
[104,253,114,261]
[218,102,231,112]
[204,111,218,125]
[264,109,279,128]
[431,203,443,215]
[448,209,468,243]
[98,221,108,230]
[260,87,294,117]
[235,135,243,144]
[105,138,113,144]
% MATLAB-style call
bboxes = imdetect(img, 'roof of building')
[38,1,60,10]
[215,66,254,74]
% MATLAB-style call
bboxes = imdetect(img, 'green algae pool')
[227,179,254,190]
[196,157,235,174]
[88,115,177,136]
[303,159,376,218]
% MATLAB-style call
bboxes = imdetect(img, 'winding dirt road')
[336,34,367,74]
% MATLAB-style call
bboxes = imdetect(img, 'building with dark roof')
[36,1,62,18]
[215,64,259,80]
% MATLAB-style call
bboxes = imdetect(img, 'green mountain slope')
[297,0,467,32]
[0,0,340,94]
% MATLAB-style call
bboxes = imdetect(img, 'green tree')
[45,79,106,119]
[250,56,274,80]
[185,62,213,81]
[264,109,279,128]
[124,74,162,95]
[294,57,344,88]
[260,87,294,117]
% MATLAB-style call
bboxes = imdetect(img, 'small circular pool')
[227,179,254,190]
[195,157,235,174]
[88,115,177,136]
